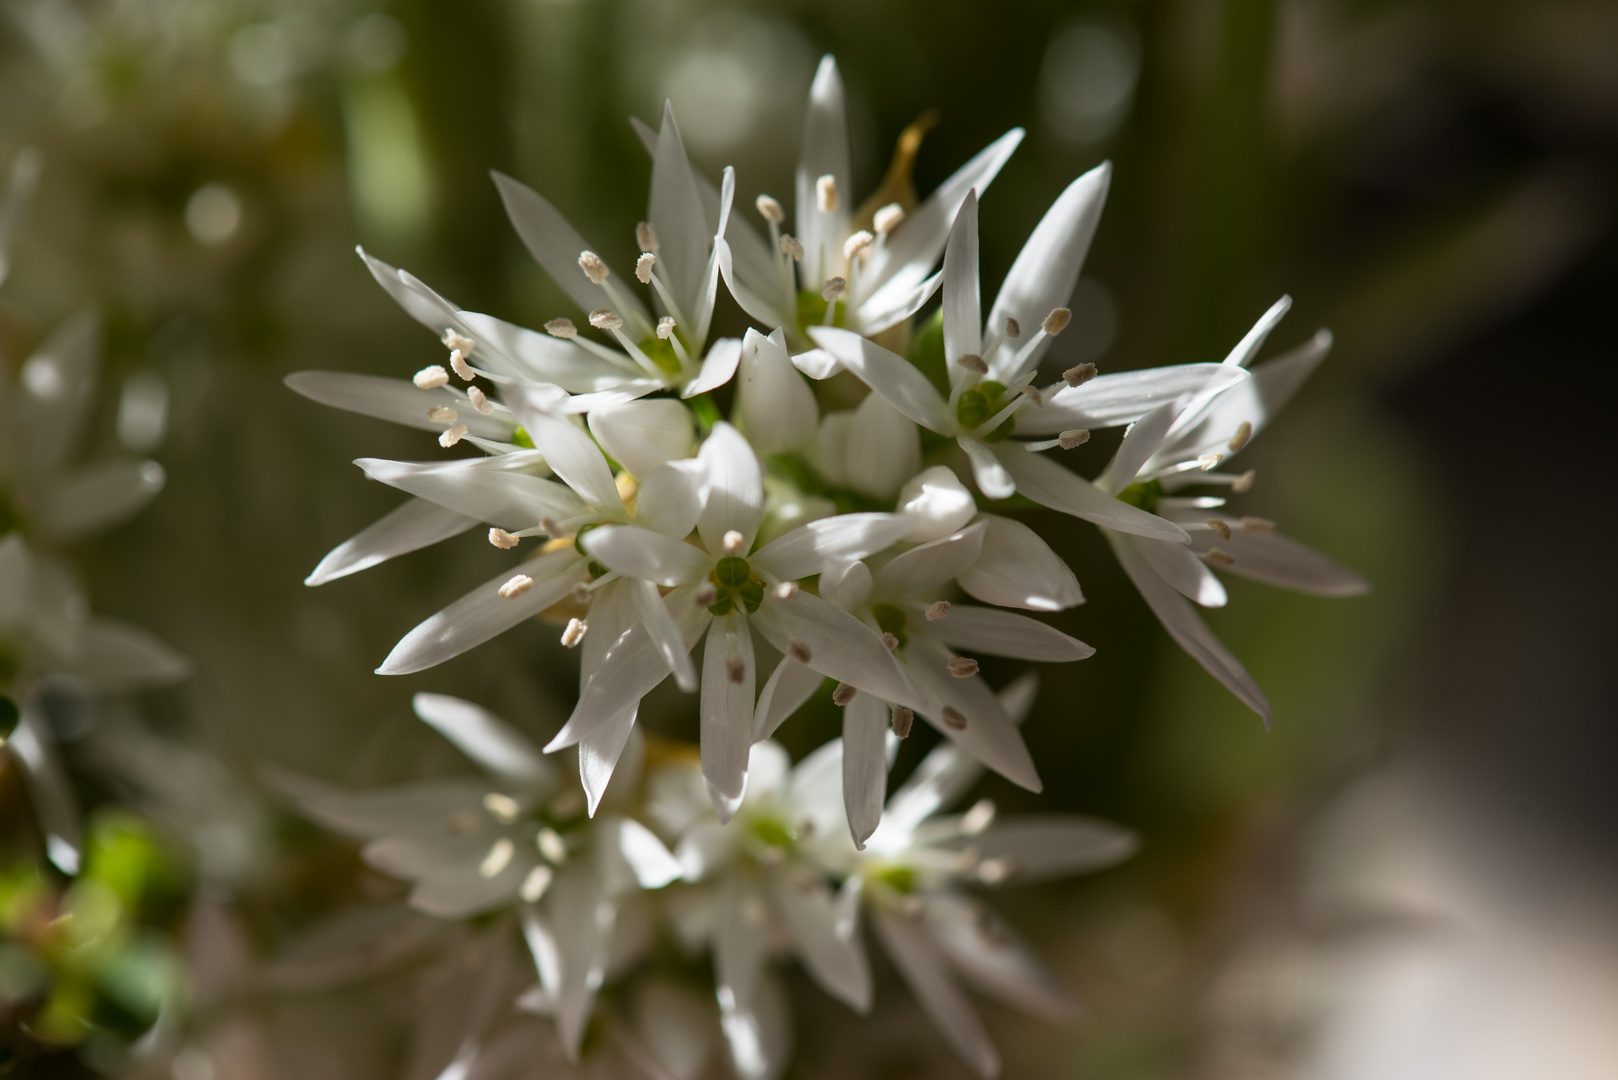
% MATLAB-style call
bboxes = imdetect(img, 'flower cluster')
[286,55,1365,1077]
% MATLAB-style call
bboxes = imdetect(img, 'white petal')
[907,636,1040,792]
[1108,533,1270,724]
[717,897,789,1080]
[752,592,922,712]
[22,312,100,471]
[973,815,1139,881]
[941,190,983,374]
[650,102,713,321]
[1223,295,1291,368]
[630,978,718,1080]
[996,447,1189,542]
[583,524,708,586]
[818,557,873,612]
[1181,516,1369,596]
[1098,400,1180,492]
[957,514,1084,611]
[38,459,164,539]
[411,693,553,786]
[701,614,755,821]
[794,56,851,288]
[545,868,616,1059]
[985,162,1111,381]
[675,821,736,882]
[307,498,476,586]
[873,520,987,597]
[606,815,684,890]
[922,894,1075,1020]
[66,619,190,690]
[356,455,585,531]
[751,656,825,742]
[1017,363,1247,435]
[927,606,1093,662]
[770,875,871,1011]
[491,171,650,327]
[377,549,587,674]
[578,705,638,817]
[1135,535,1227,607]
[806,329,952,432]
[455,309,625,392]
[678,337,740,401]
[633,459,706,539]
[842,392,920,499]
[697,422,764,553]
[855,269,944,337]
[736,328,818,455]
[959,437,1016,500]
[357,248,459,334]
[752,512,912,583]
[842,691,890,849]
[9,713,81,874]
[504,406,623,514]
[790,346,842,381]
[871,910,1000,1078]
[896,465,977,543]
[285,371,514,440]
[588,399,695,480]
[633,578,699,692]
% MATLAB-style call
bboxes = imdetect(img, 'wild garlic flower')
[1091,301,1368,723]
[713,56,1023,359]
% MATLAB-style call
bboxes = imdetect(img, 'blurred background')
[2,0,1616,1076]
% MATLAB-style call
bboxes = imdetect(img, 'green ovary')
[1116,478,1164,515]
[795,289,847,341]
[708,556,764,616]
[871,603,908,649]
[955,381,1016,442]
[637,334,683,375]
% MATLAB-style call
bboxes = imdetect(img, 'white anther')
[414,364,450,389]
[774,581,798,600]
[635,220,659,253]
[961,798,996,836]
[843,230,874,260]
[873,202,905,234]
[468,386,494,414]
[439,424,469,448]
[925,600,950,621]
[636,252,656,285]
[1233,469,1256,493]
[427,405,459,424]
[549,789,585,819]
[519,864,554,903]
[536,828,568,864]
[815,174,839,212]
[479,838,515,879]
[956,352,988,373]
[656,316,675,340]
[890,706,914,738]
[694,582,718,607]
[755,194,786,225]
[1208,519,1232,541]
[832,682,856,706]
[1063,363,1097,387]
[544,318,577,339]
[1198,453,1224,471]
[881,633,899,652]
[540,517,563,538]
[1018,385,1043,406]
[561,618,588,648]
[1005,317,1021,339]
[499,574,533,599]
[726,654,746,685]
[449,350,475,381]
[779,234,804,261]
[489,528,520,550]
[578,250,609,285]
[442,329,476,354]
[787,639,812,664]
[1228,421,1253,452]
[483,792,521,823]
[942,706,968,730]
[821,276,846,303]
[947,656,979,678]
[721,529,745,555]
[1058,428,1090,450]
[1043,308,1072,336]
[447,810,478,834]
[1205,548,1235,567]
[570,583,592,605]
[588,308,623,331]
[1240,516,1275,533]
[976,856,1015,884]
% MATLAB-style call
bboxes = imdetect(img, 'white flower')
[712,56,1024,358]
[1091,301,1369,723]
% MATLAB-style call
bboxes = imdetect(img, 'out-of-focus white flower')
[1091,301,1368,723]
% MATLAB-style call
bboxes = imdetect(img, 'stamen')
[1228,421,1253,452]
[1208,519,1232,541]
[1005,317,1021,339]
[976,857,1015,884]
[635,221,659,253]
[588,308,623,331]
[694,582,718,607]
[499,574,533,599]
[545,318,577,339]
[478,838,515,878]
[755,195,785,225]
[519,865,554,904]
[956,353,988,374]
[942,706,968,730]
[890,706,914,738]
[947,657,979,678]
[483,792,521,823]
[788,639,812,663]
[656,316,676,340]
[1058,428,1090,450]
[1198,453,1224,471]
[536,827,568,864]
[540,517,564,538]
[578,250,609,285]
[441,329,476,354]
[549,789,585,818]
[774,581,798,600]
[881,633,899,652]
[721,529,745,555]
[414,365,450,389]
[832,682,856,706]
[1042,308,1072,336]
[1240,516,1275,533]
[570,583,592,605]
[779,235,804,261]
[561,618,588,647]
[1018,385,1043,406]
[1233,469,1256,493]
[427,405,458,424]
[449,351,475,381]
[843,230,874,261]
[636,252,656,285]
[815,175,839,213]
[468,386,494,415]
[725,654,746,684]
[489,528,520,549]
[821,277,846,303]
[1063,363,1097,387]
[925,600,950,621]
[873,203,905,234]
[962,798,996,836]
[439,424,469,448]
[1205,548,1235,566]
